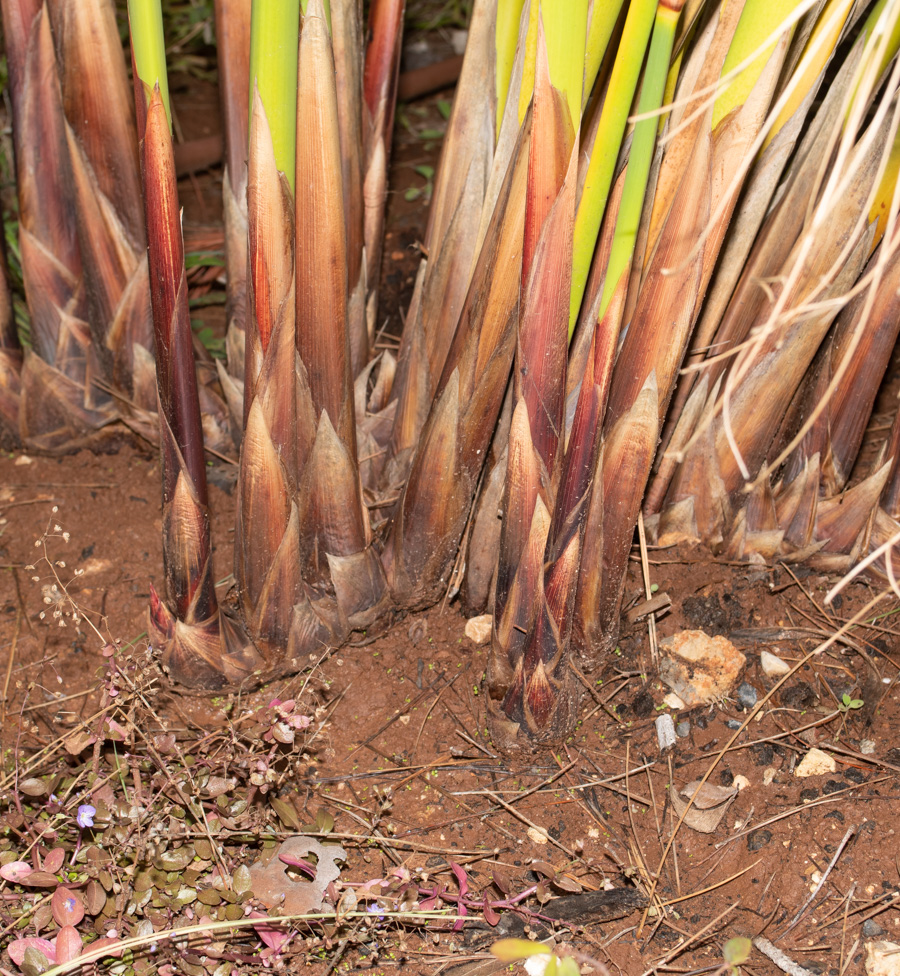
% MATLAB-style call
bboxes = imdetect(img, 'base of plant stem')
[149,586,267,691]
[485,678,580,751]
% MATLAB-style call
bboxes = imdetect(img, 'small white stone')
[663,692,685,709]
[760,650,791,677]
[763,767,777,786]
[464,614,492,644]
[527,826,549,845]
[14,454,33,466]
[795,747,837,777]
[656,714,677,752]
[866,940,900,976]
[733,774,751,791]
[860,739,877,755]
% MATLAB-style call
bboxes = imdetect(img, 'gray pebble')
[747,828,772,851]
[736,682,758,709]
[862,919,885,938]
[676,720,691,738]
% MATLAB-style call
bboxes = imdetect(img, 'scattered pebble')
[676,720,691,738]
[747,828,772,851]
[866,940,900,976]
[860,740,877,755]
[760,650,791,677]
[736,682,758,710]
[864,920,887,938]
[659,630,746,705]
[795,747,837,778]
[663,692,686,709]
[724,718,742,730]
[763,768,777,786]
[656,714,677,752]
[823,779,850,795]
[527,826,548,845]
[752,743,775,765]
[464,614,492,645]
[733,774,750,791]
[14,454,33,466]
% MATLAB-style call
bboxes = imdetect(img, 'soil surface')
[2,40,900,976]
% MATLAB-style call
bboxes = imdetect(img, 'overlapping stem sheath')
[332,0,368,376]
[1,0,115,450]
[488,0,685,745]
[236,0,301,656]
[383,106,532,610]
[131,0,261,689]
[47,0,156,426]
[573,0,799,663]
[214,0,251,386]
[488,1,585,747]
[361,0,404,366]
[379,0,501,494]
[658,58,898,560]
[646,0,868,514]
[289,0,389,663]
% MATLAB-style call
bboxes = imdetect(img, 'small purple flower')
[76,804,96,829]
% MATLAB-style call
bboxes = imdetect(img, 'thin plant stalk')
[130,0,262,688]
[214,0,252,391]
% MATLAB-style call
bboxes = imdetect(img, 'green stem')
[600,1,683,322]
[127,0,171,123]
[495,0,527,139]
[583,0,626,109]
[568,0,656,335]
[250,0,301,192]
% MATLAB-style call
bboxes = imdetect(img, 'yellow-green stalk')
[128,0,170,123]
[599,0,684,324]
[250,0,300,191]
[495,0,527,139]
[569,0,657,334]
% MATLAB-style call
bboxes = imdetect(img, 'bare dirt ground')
[2,48,900,976]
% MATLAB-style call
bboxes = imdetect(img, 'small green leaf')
[437,99,452,119]
[723,937,752,966]
[315,808,334,833]
[414,164,435,180]
[404,187,422,201]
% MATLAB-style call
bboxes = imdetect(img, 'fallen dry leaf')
[670,780,738,833]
